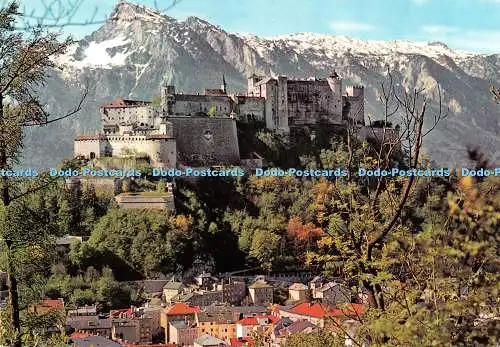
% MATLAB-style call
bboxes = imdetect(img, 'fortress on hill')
[74,72,379,167]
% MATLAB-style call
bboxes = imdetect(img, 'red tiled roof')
[40,299,64,309]
[287,303,327,319]
[102,98,151,108]
[110,308,134,318]
[69,331,90,339]
[237,315,278,326]
[230,337,254,346]
[331,303,365,317]
[287,303,365,319]
[166,303,201,315]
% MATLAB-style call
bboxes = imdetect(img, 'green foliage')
[208,105,217,117]
[284,330,342,347]
[80,209,195,276]
[44,266,133,311]
[249,229,280,272]
[156,179,168,193]
[151,95,162,105]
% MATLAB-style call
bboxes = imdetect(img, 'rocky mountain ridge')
[23,1,500,168]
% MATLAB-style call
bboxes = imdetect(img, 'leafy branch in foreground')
[0,1,87,345]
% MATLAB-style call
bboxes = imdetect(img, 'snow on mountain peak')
[242,32,475,60]
[57,36,131,72]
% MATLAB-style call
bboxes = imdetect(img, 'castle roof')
[204,88,227,95]
[147,134,175,140]
[75,134,107,141]
[174,94,231,102]
[330,70,340,78]
[102,98,151,108]
[254,77,275,86]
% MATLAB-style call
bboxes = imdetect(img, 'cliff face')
[23,1,500,168]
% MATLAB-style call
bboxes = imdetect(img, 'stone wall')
[345,86,365,125]
[74,135,176,166]
[74,138,106,158]
[287,80,343,126]
[169,117,240,165]
[234,97,265,122]
[101,106,158,128]
[157,138,177,167]
[173,95,232,117]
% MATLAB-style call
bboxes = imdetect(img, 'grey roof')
[70,335,121,347]
[67,305,97,316]
[197,310,234,324]
[289,283,308,291]
[286,320,318,334]
[66,316,112,331]
[131,280,168,294]
[163,281,184,290]
[232,306,267,314]
[194,333,227,346]
[317,281,347,292]
[254,77,275,86]
[272,317,294,336]
[170,320,196,330]
[249,280,272,289]
[172,292,197,302]
[309,276,324,284]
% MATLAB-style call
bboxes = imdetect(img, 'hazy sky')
[23,0,500,53]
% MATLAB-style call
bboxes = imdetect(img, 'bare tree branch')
[14,0,184,31]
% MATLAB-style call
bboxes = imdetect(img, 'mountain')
[23,1,500,168]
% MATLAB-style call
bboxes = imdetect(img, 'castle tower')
[221,74,227,94]
[161,84,176,106]
[345,85,365,125]
[161,84,176,115]
[327,70,343,119]
[247,73,262,96]
[277,75,289,134]
[327,70,342,96]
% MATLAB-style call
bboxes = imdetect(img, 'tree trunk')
[5,242,21,347]
[0,92,22,347]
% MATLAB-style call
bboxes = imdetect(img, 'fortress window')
[90,152,96,159]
